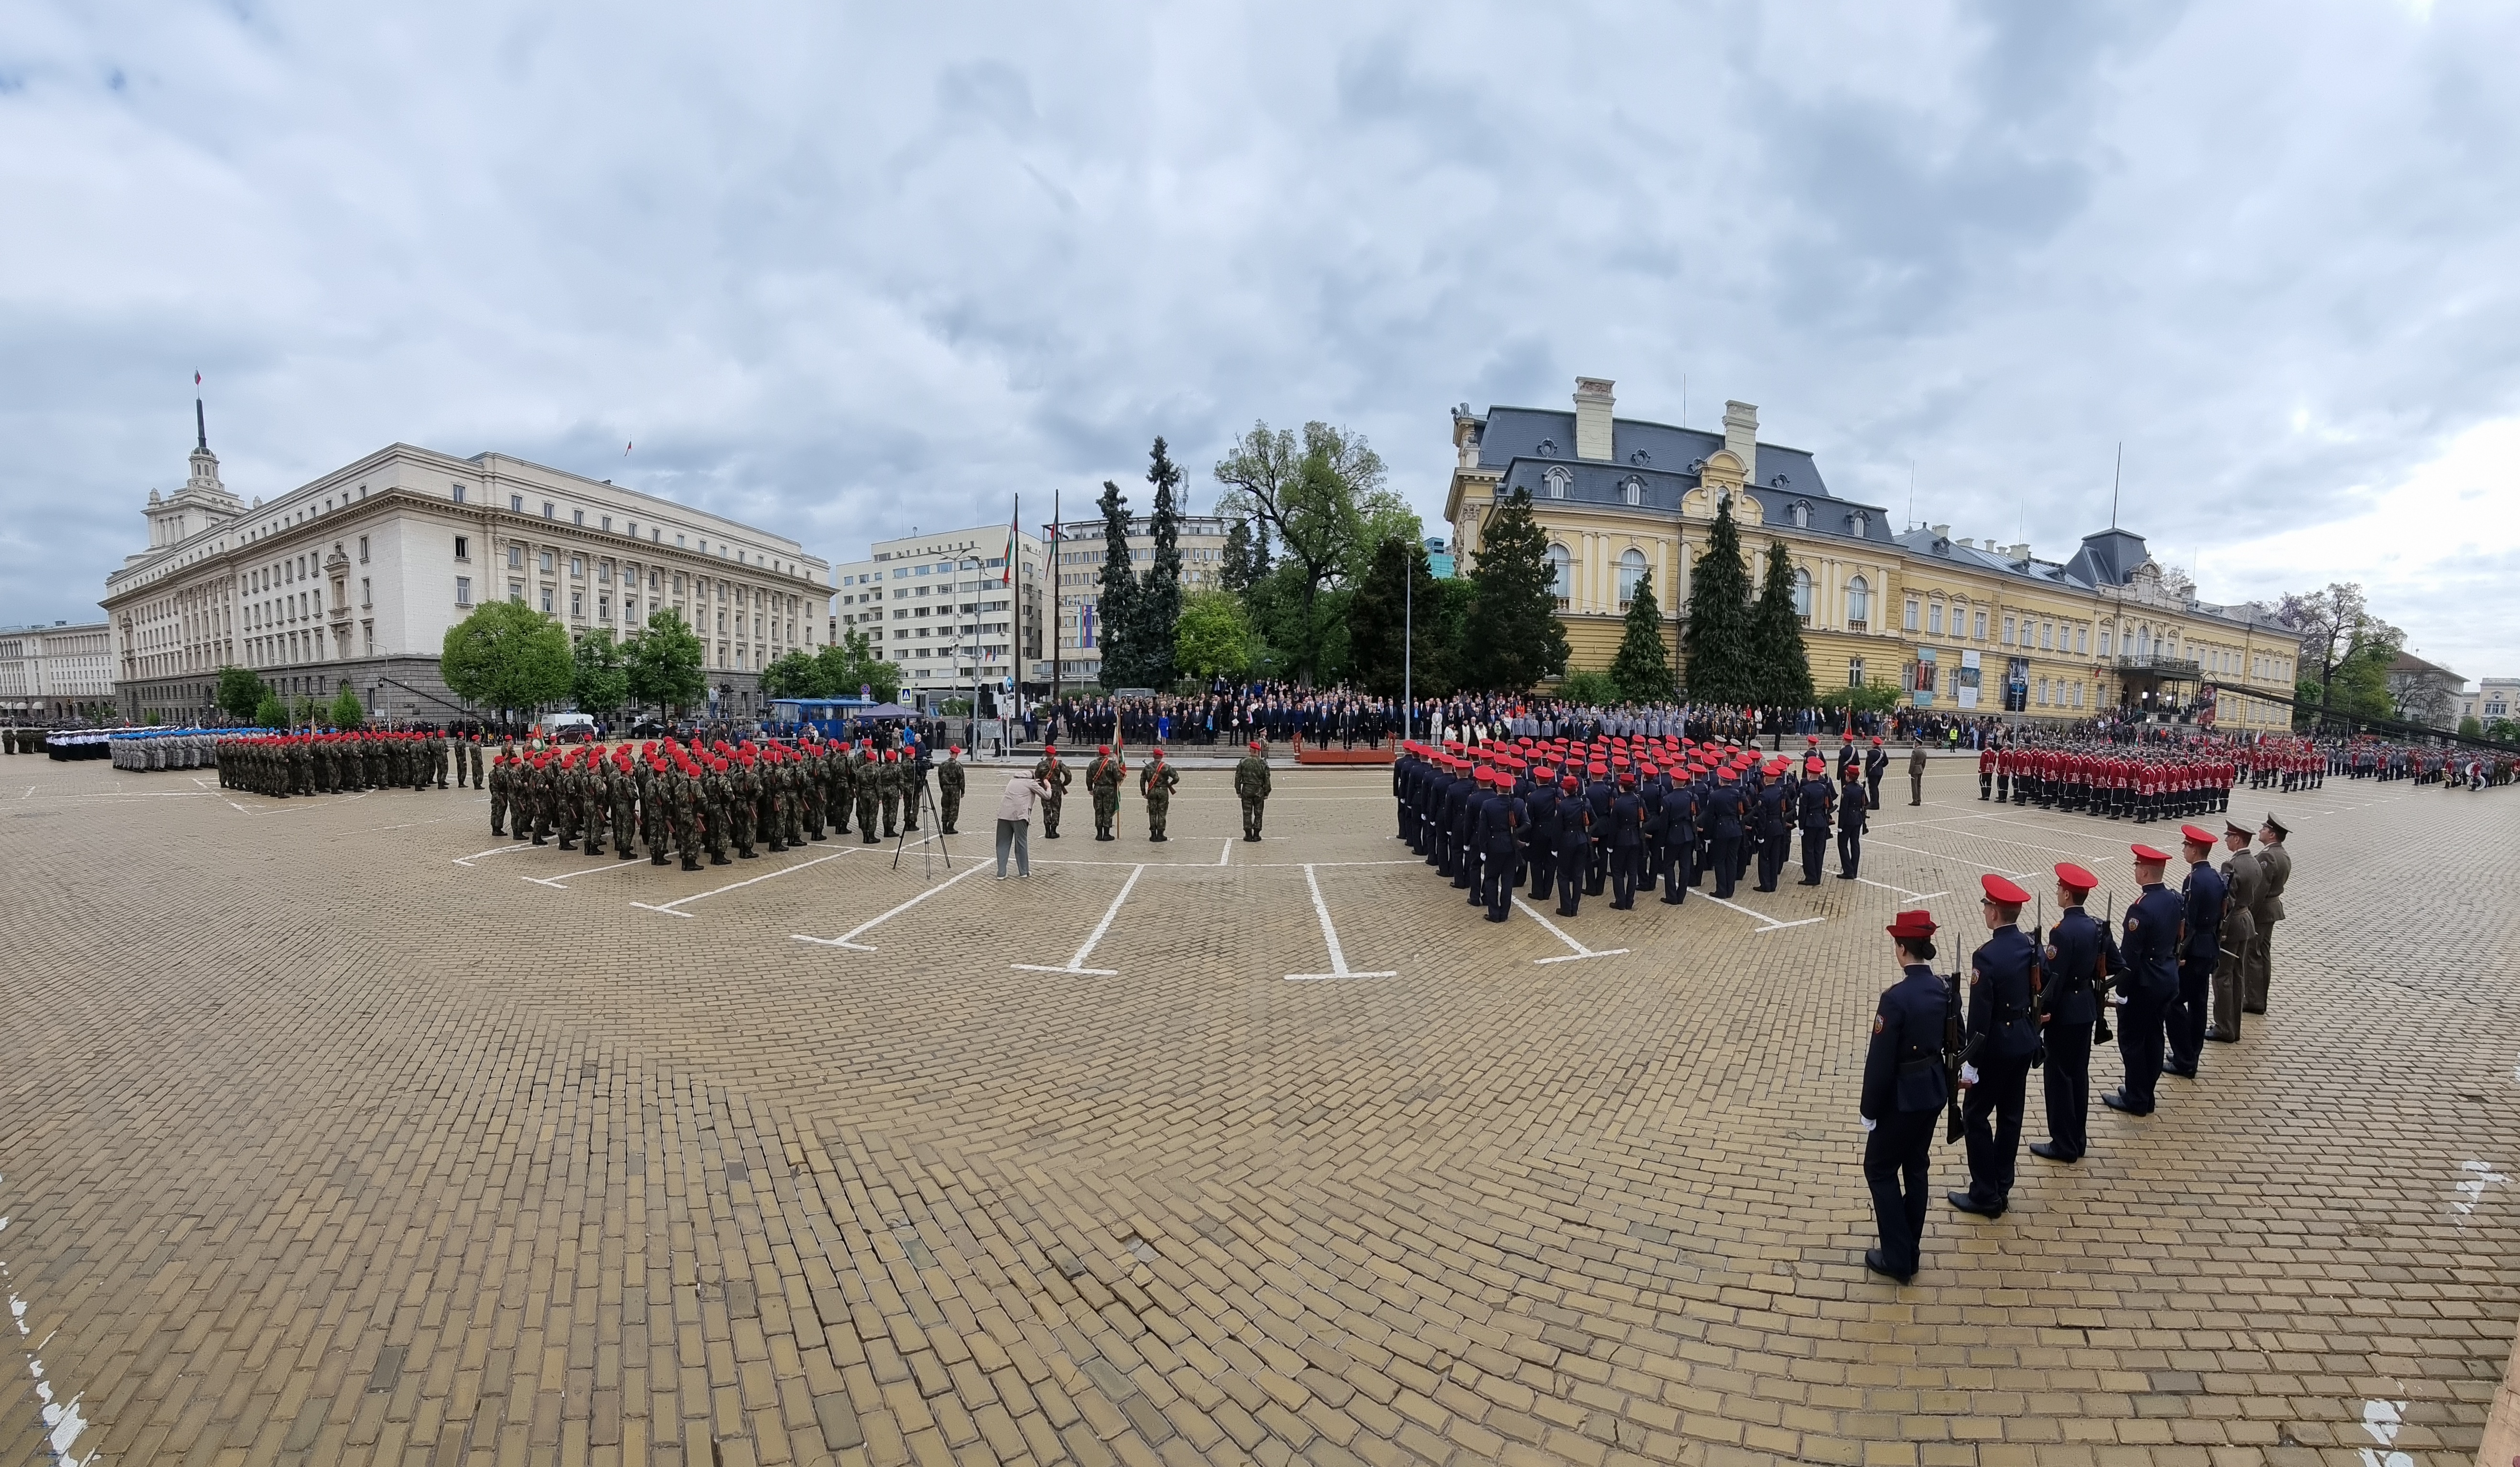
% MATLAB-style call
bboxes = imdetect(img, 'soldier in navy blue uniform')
[2165,824,2227,1079]
[1524,765,1563,903]
[1753,767,1790,892]
[1473,768,1522,923]
[1950,874,2043,1218]
[2032,862,2103,1164]
[1861,909,1953,1282]
[2104,844,2182,1116]
[1606,769,1646,909]
[1583,762,1616,895]
[1656,771,1698,905]
[1836,767,1869,879]
[1796,756,1835,886]
[1864,737,1890,809]
[1554,775,1593,918]
[1706,768,1745,899]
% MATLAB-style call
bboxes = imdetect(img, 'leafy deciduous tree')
[1174,589,1256,682]
[329,683,366,730]
[571,629,629,719]
[1212,420,1409,684]
[442,599,574,723]
[624,608,707,718]
[215,665,267,724]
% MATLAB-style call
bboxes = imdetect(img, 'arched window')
[1546,543,1572,604]
[1621,477,1644,507]
[1617,548,1648,605]
[1790,500,1812,530]
[1543,466,1572,500]
[1847,574,1871,628]
[1793,568,1813,622]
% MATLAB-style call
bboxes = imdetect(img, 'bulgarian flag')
[1003,507,1019,586]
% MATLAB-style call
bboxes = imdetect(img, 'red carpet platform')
[1293,746,1395,766]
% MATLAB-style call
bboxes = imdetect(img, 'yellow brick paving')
[0,758,2513,1467]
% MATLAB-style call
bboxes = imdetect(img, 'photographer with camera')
[993,767,1053,879]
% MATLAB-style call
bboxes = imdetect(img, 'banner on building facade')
[1910,647,1938,707]
[1957,649,1982,710]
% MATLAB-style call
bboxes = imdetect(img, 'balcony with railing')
[2115,653,2201,680]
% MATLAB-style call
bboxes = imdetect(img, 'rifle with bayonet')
[1941,968,1981,1145]
[2091,893,2120,1044]
[2028,894,2049,1069]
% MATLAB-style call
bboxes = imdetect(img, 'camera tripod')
[892,765,953,876]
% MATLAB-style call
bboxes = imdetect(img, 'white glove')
[1861,1116,1877,1133]
[2109,992,2129,1007]
[1960,1063,1981,1086]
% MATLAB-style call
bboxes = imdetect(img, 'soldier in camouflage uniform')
[1139,745,1179,842]
[609,756,639,861]
[643,759,672,865]
[1087,745,1127,841]
[829,744,856,836]
[878,752,903,837]
[702,759,733,866]
[1234,740,1272,841]
[673,761,705,872]
[854,744,882,842]
[1034,745,1072,840]
[730,754,759,859]
[937,747,966,835]
[489,754,511,836]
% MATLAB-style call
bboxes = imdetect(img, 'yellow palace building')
[1443,378,2297,731]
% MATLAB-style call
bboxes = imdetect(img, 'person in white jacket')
[994,772,1054,878]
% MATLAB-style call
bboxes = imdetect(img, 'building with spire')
[1444,377,2300,729]
[100,393,832,725]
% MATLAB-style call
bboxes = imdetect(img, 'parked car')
[538,712,598,743]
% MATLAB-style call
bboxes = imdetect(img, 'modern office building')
[1044,514,1234,688]
[831,524,1046,710]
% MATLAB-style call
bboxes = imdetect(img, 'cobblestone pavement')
[1,757,2515,1467]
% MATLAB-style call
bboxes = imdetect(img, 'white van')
[538,712,598,743]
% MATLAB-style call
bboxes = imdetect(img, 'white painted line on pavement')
[1699,893,1826,933]
[1287,863,1396,980]
[1854,876,1949,903]
[1016,864,1143,975]
[1862,836,2037,880]
[1219,840,1232,866]
[795,861,985,951]
[2,1173,98,1467]
[524,856,649,889]
[1512,898,1626,965]
[634,843,873,917]
[452,842,535,866]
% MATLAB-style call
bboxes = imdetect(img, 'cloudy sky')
[6,0,2515,676]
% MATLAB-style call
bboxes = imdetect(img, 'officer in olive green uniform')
[1034,746,1072,839]
[1139,746,1179,842]
[1234,740,1271,841]
[1087,745,1127,841]
[937,747,966,834]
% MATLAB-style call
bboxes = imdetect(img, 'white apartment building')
[103,407,830,724]
[831,524,1046,710]
[0,620,115,719]
[2456,678,2519,726]
[1045,514,1234,687]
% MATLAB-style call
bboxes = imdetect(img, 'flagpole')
[1049,487,1061,728]
[1012,491,1023,737]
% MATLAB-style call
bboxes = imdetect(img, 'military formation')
[1392,732,1891,922]
[215,730,473,796]
[485,736,968,871]
[1856,814,2294,1281]
[1019,740,1272,844]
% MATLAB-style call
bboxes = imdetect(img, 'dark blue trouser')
[1864,1108,1938,1275]
[1556,840,1588,916]
[1712,835,1739,897]
[1482,846,1514,920]
[1527,847,1556,901]
[1609,844,1639,907]
[2168,956,2213,1070]
[1800,827,1827,882]
[2043,1021,2091,1159]
[1839,829,1861,878]
[2117,987,2169,1110]
[1961,1055,2031,1207]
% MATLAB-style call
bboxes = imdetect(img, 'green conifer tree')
[1464,487,1569,691]
[1137,437,1184,688]
[1681,496,1756,704]
[1092,479,1140,687]
[1748,539,1814,710]
[1607,569,1674,703]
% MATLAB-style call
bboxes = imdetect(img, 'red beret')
[1887,909,1937,939]
[2131,843,2171,863]
[2055,862,2098,893]
[1981,874,2031,905]
[2179,824,2217,847]
[1560,776,1580,791]
[1249,741,1263,752]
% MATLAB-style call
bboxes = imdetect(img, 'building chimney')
[1573,378,1615,460]
[1722,400,1758,485]
[1932,524,1950,539]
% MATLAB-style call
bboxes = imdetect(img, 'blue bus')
[769,697,881,740]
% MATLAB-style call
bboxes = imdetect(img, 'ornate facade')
[102,403,831,724]
[1444,379,2297,729]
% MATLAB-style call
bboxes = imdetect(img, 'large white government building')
[0,620,115,720]
[104,409,831,724]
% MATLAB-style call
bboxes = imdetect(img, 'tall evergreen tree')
[1748,539,1814,710]
[1346,534,1451,698]
[1137,436,1185,688]
[1681,496,1757,704]
[1092,479,1140,687]
[1464,487,1568,691]
[1607,569,1674,704]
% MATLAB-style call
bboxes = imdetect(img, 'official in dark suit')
[1861,909,1952,1282]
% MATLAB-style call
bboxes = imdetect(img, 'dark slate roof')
[2064,528,2148,588]
[1895,527,2094,589]
[1474,405,1895,546]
